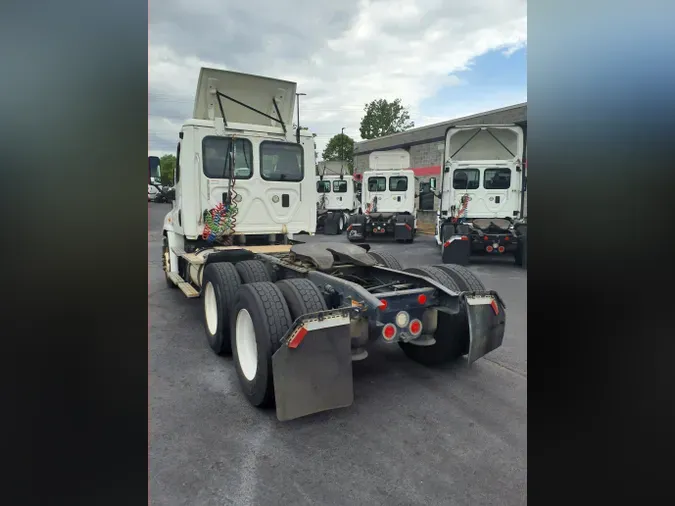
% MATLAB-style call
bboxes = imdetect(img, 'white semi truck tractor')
[435,124,527,267]
[156,68,509,421]
[346,150,417,243]
[316,173,361,235]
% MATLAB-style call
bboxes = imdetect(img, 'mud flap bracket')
[272,308,354,421]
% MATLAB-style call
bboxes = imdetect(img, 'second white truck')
[316,173,361,235]
[346,150,417,243]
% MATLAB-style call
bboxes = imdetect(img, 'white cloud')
[149,0,527,158]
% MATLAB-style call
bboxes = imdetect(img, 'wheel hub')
[236,308,258,381]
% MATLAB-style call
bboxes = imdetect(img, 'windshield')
[202,137,253,179]
[260,141,304,182]
[148,156,161,184]
[317,180,331,193]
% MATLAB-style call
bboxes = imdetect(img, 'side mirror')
[429,177,437,190]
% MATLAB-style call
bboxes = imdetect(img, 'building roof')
[354,102,527,155]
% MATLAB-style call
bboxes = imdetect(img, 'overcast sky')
[149,0,527,160]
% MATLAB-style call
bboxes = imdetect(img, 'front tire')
[231,282,292,408]
[162,236,176,289]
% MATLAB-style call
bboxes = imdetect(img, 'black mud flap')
[324,213,340,235]
[463,293,506,365]
[272,309,354,421]
[442,236,471,265]
[346,218,365,241]
[394,215,414,241]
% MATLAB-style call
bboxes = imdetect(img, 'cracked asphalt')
[149,203,527,506]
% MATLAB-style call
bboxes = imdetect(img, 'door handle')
[495,196,501,204]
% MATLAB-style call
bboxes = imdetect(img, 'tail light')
[417,294,427,305]
[498,246,505,253]
[382,323,397,341]
[486,245,494,253]
[484,235,489,241]
[378,299,388,310]
[408,319,423,336]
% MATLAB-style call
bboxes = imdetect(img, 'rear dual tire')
[202,263,242,355]
[399,266,470,366]
[230,278,327,408]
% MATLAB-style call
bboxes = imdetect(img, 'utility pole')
[295,92,306,144]
[340,127,345,177]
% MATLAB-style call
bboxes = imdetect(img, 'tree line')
[156,97,414,181]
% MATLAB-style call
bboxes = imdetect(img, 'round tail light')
[409,319,423,336]
[382,323,397,341]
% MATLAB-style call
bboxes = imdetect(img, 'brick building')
[352,103,527,223]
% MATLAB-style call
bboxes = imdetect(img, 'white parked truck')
[316,174,361,235]
[157,68,508,421]
[346,150,417,243]
[435,124,527,267]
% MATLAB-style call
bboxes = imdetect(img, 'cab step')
[167,272,200,298]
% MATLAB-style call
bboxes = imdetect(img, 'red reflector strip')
[404,223,412,231]
[346,225,353,232]
[490,300,499,315]
[287,327,308,349]
[460,235,469,241]
[443,240,451,248]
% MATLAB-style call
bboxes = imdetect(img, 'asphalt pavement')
[149,203,527,506]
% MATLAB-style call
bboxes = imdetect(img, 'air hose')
[202,135,240,245]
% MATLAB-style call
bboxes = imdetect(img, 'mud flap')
[442,236,471,265]
[394,215,414,241]
[323,213,340,235]
[272,310,354,421]
[463,294,506,365]
[346,216,366,241]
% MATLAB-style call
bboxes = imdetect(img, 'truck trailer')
[157,68,508,421]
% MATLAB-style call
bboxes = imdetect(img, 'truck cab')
[163,68,316,251]
[436,124,527,265]
[346,150,417,243]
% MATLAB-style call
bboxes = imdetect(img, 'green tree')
[359,98,414,140]
[322,133,355,174]
[160,154,176,185]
